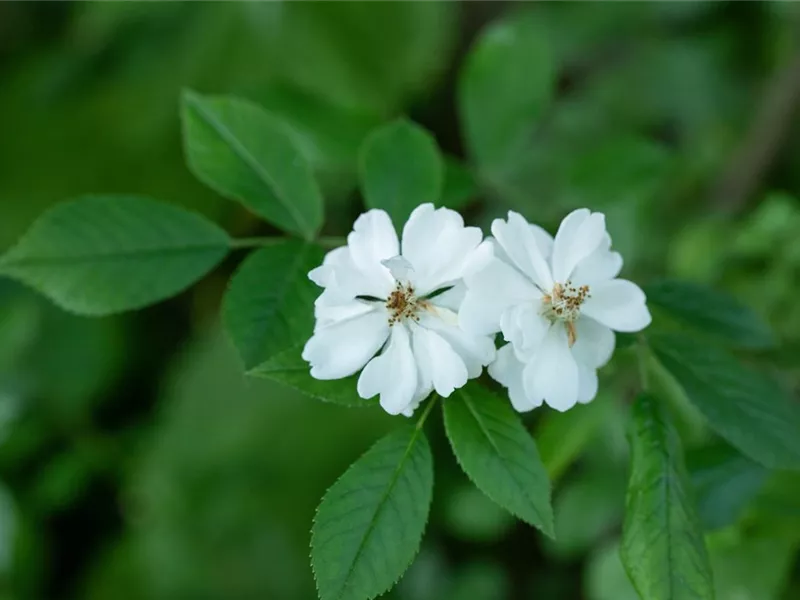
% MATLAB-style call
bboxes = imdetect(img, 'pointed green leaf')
[443,383,554,537]
[223,242,323,371]
[650,333,800,470]
[249,346,373,408]
[312,426,433,600]
[458,15,553,172]
[645,279,774,349]
[181,91,323,239]
[359,119,443,228]
[621,393,715,600]
[0,196,229,315]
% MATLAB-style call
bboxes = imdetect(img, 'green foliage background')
[1,2,799,599]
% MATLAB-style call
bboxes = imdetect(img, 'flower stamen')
[386,281,423,325]
[541,281,590,346]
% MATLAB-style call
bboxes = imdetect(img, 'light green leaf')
[645,279,774,349]
[650,333,800,470]
[311,425,433,600]
[0,196,229,315]
[181,91,323,239]
[359,119,443,228]
[223,242,323,371]
[250,346,373,408]
[688,443,769,531]
[443,384,554,537]
[621,393,715,600]
[458,15,553,173]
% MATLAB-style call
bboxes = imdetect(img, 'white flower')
[459,209,651,413]
[302,204,496,417]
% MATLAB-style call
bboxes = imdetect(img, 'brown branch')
[712,37,800,214]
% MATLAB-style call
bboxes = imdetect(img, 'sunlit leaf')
[443,383,554,537]
[182,91,323,239]
[0,196,229,315]
[312,426,433,600]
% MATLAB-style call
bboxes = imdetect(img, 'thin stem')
[416,394,440,431]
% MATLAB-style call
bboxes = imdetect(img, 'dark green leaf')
[687,443,769,531]
[311,426,433,600]
[650,333,800,470]
[359,119,443,227]
[621,393,715,600]
[645,279,774,349]
[250,346,373,408]
[443,383,554,537]
[0,196,229,315]
[458,15,553,173]
[441,157,479,210]
[223,242,323,371]
[181,91,323,239]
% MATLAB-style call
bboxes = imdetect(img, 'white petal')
[429,282,465,312]
[401,204,483,293]
[570,234,623,286]
[581,279,652,332]
[314,298,375,330]
[523,325,579,412]
[303,308,389,379]
[347,209,399,285]
[419,311,495,379]
[577,364,599,404]
[459,257,542,335]
[530,223,554,260]
[499,303,550,360]
[411,326,469,397]
[571,316,615,368]
[489,344,542,412]
[551,209,607,282]
[357,324,418,415]
[381,255,414,281]
[491,212,554,291]
[312,244,392,302]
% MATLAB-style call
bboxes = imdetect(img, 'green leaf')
[458,15,553,173]
[223,242,323,371]
[645,279,774,349]
[443,383,554,537]
[650,333,800,470]
[688,443,769,531]
[621,393,715,600]
[359,119,443,228]
[181,91,323,240]
[311,425,433,600]
[441,157,479,210]
[0,196,229,316]
[250,346,373,408]
[537,397,610,481]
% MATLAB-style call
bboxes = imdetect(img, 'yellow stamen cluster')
[386,281,424,326]
[542,281,591,346]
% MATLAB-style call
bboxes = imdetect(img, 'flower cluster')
[303,205,650,416]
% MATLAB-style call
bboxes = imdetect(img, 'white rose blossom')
[303,204,496,417]
[459,209,651,413]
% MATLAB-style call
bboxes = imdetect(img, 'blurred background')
[1,2,800,599]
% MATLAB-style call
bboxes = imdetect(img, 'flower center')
[386,281,424,326]
[542,281,590,346]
